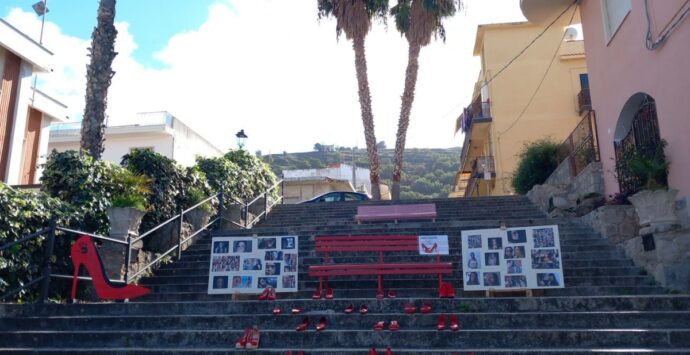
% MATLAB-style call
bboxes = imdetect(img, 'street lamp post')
[235,129,248,149]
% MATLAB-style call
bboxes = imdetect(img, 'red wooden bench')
[308,235,452,296]
[355,204,437,224]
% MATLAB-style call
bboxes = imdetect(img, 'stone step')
[2,328,689,349]
[4,311,690,331]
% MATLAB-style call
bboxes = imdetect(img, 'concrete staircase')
[1,196,689,353]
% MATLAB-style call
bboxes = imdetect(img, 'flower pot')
[186,209,213,231]
[106,207,145,241]
[628,189,679,228]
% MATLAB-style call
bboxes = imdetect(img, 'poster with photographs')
[207,235,299,294]
[461,225,563,291]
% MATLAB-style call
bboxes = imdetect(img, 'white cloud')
[4,0,525,154]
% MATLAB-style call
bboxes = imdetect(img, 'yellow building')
[451,13,588,197]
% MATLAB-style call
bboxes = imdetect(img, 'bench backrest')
[315,235,418,253]
[356,203,436,217]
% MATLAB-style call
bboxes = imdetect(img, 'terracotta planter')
[628,189,679,228]
[106,207,145,241]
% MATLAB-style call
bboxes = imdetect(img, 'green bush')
[109,168,151,211]
[197,150,278,203]
[0,183,81,302]
[511,139,563,194]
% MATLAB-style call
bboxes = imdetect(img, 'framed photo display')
[207,235,299,294]
[461,225,563,291]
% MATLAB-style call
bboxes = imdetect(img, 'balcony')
[457,97,492,169]
[459,156,495,197]
[520,0,573,24]
[578,88,592,115]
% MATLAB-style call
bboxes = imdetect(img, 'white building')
[283,163,371,193]
[48,111,223,167]
[0,18,69,185]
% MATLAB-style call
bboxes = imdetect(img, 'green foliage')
[40,150,117,234]
[265,147,460,199]
[197,150,278,203]
[0,183,81,301]
[186,188,214,213]
[109,168,151,211]
[623,141,669,190]
[511,139,563,194]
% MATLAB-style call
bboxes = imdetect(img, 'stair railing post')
[38,215,57,303]
[281,180,285,204]
[216,186,224,229]
[124,231,133,284]
[244,203,249,228]
[264,191,269,221]
[177,207,184,261]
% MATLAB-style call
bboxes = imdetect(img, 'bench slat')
[309,263,453,277]
[355,204,437,223]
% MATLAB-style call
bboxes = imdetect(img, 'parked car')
[300,191,370,203]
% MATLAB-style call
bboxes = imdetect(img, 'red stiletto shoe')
[387,290,396,299]
[449,314,460,331]
[388,320,400,331]
[325,288,334,300]
[420,302,432,314]
[235,327,251,348]
[445,283,456,298]
[70,235,150,301]
[437,314,446,331]
[312,289,322,299]
[258,287,270,300]
[376,290,384,299]
[272,306,282,316]
[296,317,310,332]
[373,321,385,331]
[245,326,260,349]
[316,316,327,331]
[285,352,293,355]
[404,302,417,314]
[369,348,378,355]
[438,283,448,298]
[291,307,303,314]
[268,287,277,300]
[344,304,355,314]
[359,304,369,314]
[385,347,394,355]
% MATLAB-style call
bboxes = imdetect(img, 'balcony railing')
[462,156,495,197]
[557,111,600,178]
[578,88,592,115]
[457,97,492,170]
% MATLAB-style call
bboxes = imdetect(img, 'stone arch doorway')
[613,93,665,194]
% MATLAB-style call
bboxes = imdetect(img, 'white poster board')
[207,235,299,294]
[418,235,449,255]
[461,225,564,291]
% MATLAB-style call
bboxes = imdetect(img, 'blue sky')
[2,0,217,69]
[0,0,528,153]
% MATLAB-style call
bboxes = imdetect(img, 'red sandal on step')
[245,326,260,349]
[70,235,150,301]
[235,327,251,348]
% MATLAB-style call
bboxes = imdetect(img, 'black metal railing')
[557,111,600,178]
[0,180,284,303]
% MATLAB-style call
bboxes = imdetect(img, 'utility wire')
[444,0,578,122]
[497,5,578,137]
[645,0,690,51]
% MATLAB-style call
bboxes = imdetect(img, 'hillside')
[262,147,461,199]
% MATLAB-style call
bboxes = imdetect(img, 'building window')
[601,0,631,43]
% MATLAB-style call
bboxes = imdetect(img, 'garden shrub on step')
[511,139,563,195]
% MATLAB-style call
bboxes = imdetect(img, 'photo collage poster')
[461,225,564,291]
[207,235,299,294]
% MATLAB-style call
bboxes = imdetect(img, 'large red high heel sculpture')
[70,235,150,301]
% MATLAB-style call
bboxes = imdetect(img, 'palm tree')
[318,0,389,200]
[390,0,457,199]
[80,0,118,159]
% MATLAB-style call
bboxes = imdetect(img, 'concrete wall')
[49,134,174,166]
[171,118,223,167]
[473,16,588,195]
[580,0,690,200]
[283,164,371,193]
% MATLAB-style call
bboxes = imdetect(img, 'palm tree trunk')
[80,0,118,159]
[352,34,381,200]
[392,43,421,200]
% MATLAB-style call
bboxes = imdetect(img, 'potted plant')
[184,187,215,232]
[106,168,151,241]
[625,142,678,231]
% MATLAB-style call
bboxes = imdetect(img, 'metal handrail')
[56,227,130,246]
[0,227,50,251]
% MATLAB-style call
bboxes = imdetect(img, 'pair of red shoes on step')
[439,282,456,298]
[370,347,393,355]
[403,302,432,314]
[295,316,328,332]
[343,304,368,314]
[285,352,304,355]
[373,320,400,331]
[235,326,260,349]
[312,287,334,299]
[375,289,396,299]
[258,287,276,300]
[272,306,303,316]
[437,314,460,331]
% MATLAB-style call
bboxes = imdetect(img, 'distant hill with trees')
[262,147,461,199]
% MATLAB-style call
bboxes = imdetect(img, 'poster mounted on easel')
[461,225,564,291]
[207,235,299,294]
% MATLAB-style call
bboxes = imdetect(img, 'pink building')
[522,0,690,200]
